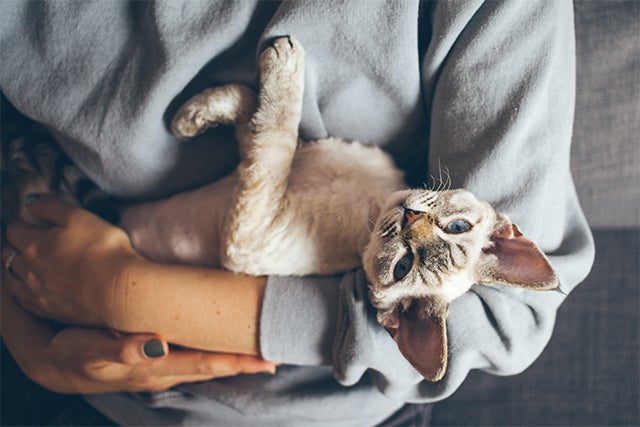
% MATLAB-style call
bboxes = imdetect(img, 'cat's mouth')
[368,287,395,311]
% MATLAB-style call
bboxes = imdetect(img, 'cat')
[2,37,559,382]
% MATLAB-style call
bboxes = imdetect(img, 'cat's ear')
[475,218,559,290]
[380,298,448,382]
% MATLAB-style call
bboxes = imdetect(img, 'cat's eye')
[444,219,472,234]
[393,252,414,281]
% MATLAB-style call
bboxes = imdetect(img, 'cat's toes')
[171,98,216,140]
[172,85,254,140]
[259,36,305,86]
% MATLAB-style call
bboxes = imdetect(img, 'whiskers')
[425,160,452,193]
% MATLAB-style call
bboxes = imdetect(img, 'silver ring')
[5,250,18,273]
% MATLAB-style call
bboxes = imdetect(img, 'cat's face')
[362,188,559,382]
[364,189,498,311]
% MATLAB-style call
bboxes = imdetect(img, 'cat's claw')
[260,36,304,72]
[259,36,305,101]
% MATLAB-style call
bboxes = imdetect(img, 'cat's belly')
[118,175,234,267]
[237,138,406,276]
[118,138,404,276]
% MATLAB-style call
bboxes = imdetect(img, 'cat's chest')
[266,138,405,274]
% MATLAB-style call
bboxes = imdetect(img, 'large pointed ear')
[380,298,448,382]
[476,219,559,291]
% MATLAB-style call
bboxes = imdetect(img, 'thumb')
[98,332,169,365]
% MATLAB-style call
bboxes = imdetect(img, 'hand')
[3,195,139,327]
[4,194,267,356]
[19,328,277,394]
[1,265,277,395]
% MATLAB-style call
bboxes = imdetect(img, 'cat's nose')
[403,209,424,228]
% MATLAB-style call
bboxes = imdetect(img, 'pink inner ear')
[396,312,447,382]
[384,299,448,382]
[481,224,559,290]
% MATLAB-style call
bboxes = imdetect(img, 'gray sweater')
[1,1,594,425]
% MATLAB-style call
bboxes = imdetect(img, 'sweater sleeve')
[1,0,594,404]
[259,0,594,401]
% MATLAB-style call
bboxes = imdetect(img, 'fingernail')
[143,340,165,358]
[24,194,41,206]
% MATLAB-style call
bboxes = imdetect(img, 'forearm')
[114,258,266,356]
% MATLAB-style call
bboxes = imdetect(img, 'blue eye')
[445,219,472,234]
[393,252,414,281]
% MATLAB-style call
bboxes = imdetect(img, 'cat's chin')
[374,302,400,330]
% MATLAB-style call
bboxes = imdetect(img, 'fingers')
[232,354,279,375]
[138,354,278,391]
[90,333,278,391]
[4,197,89,270]
[5,219,47,254]
[2,245,43,313]
[98,332,169,365]
[22,194,77,227]
[2,244,31,282]
[44,327,279,393]
[160,351,277,378]
[4,195,74,256]
[2,245,20,275]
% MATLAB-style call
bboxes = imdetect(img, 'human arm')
[4,195,266,356]
[259,0,595,397]
[0,0,594,406]
[1,266,275,394]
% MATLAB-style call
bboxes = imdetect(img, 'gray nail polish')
[24,193,41,206]
[143,340,165,358]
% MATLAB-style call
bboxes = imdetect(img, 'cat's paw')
[259,36,305,99]
[171,91,218,140]
[171,85,256,140]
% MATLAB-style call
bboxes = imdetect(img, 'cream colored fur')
[125,38,405,276]
[120,37,558,382]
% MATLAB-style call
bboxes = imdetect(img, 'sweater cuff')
[259,274,341,365]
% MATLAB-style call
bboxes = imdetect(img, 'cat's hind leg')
[171,84,257,140]
[222,37,305,274]
[248,37,305,149]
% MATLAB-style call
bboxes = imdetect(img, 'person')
[0,1,594,426]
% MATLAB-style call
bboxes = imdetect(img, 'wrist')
[110,254,153,332]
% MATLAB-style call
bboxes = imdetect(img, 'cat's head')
[363,189,559,382]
